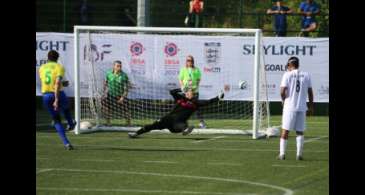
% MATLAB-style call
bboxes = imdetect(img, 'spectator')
[267,0,292,37]
[186,0,204,28]
[121,7,136,26]
[299,0,320,37]
[78,0,92,25]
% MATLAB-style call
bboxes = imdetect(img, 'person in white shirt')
[278,56,314,160]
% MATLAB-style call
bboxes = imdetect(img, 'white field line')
[36,168,53,174]
[76,159,116,162]
[36,187,257,195]
[272,164,306,168]
[193,136,227,143]
[304,136,328,143]
[207,162,242,166]
[143,161,178,164]
[36,143,328,153]
[37,168,294,195]
[36,158,242,167]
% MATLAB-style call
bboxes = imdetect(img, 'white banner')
[36,33,328,102]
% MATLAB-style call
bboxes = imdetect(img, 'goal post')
[73,26,270,139]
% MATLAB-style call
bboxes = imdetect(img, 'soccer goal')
[74,26,270,139]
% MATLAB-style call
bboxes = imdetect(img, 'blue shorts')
[42,91,70,120]
[302,18,316,29]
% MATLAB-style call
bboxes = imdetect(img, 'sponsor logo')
[203,67,221,73]
[164,42,179,57]
[265,64,288,72]
[83,43,112,62]
[36,40,69,51]
[204,42,222,73]
[130,42,145,56]
[242,44,317,56]
[204,42,221,64]
[164,69,179,76]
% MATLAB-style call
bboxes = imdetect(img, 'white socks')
[279,138,287,156]
[296,135,304,156]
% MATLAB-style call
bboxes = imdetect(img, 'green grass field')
[36,110,328,195]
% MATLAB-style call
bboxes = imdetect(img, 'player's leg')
[102,95,112,125]
[278,110,296,160]
[295,111,306,160]
[43,93,73,150]
[167,121,194,135]
[122,98,132,126]
[128,117,169,138]
[58,91,76,130]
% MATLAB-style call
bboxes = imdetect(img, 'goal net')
[74,26,270,139]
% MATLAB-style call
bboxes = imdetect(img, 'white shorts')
[281,110,306,132]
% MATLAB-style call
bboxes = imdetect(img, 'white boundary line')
[36,158,248,167]
[272,164,306,168]
[143,161,178,164]
[36,168,53,174]
[304,136,328,143]
[37,168,294,195]
[36,187,257,195]
[36,143,328,153]
[193,136,227,143]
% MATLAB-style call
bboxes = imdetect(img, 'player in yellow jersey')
[39,50,75,150]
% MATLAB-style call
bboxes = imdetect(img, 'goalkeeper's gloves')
[218,90,225,100]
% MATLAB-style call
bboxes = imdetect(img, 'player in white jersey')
[278,56,314,160]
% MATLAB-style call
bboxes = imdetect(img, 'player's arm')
[280,87,287,106]
[122,76,129,97]
[179,80,185,91]
[312,6,320,15]
[119,76,130,103]
[53,76,62,111]
[285,7,293,14]
[196,91,224,107]
[170,88,186,101]
[280,73,288,106]
[179,69,186,92]
[298,3,306,16]
[189,1,193,13]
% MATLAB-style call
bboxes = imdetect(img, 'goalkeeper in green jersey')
[102,60,131,126]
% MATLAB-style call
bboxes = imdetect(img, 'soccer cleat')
[65,144,74,150]
[277,154,285,160]
[67,120,77,131]
[199,121,207,129]
[296,155,304,161]
[128,132,139,138]
[182,126,194,136]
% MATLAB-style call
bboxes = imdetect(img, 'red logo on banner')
[164,42,179,57]
[130,42,145,56]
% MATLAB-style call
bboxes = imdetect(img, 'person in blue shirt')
[299,0,320,37]
[267,0,292,37]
